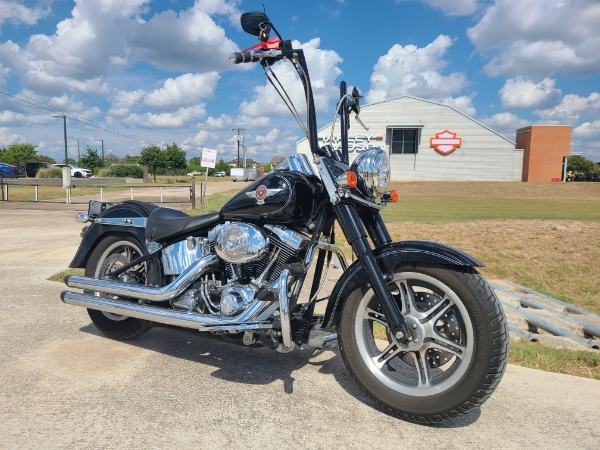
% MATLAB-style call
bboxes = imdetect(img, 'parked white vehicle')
[215,171,226,177]
[53,164,92,178]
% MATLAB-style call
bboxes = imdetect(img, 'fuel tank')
[220,170,322,228]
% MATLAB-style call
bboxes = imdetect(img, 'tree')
[163,143,187,172]
[104,154,121,166]
[263,163,272,173]
[80,146,104,172]
[1,143,38,165]
[567,155,595,173]
[123,154,141,165]
[214,158,230,175]
[140,145,165,181]
[31,154,56,164]
[67,157,77,165]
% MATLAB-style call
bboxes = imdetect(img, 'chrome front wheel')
[338,263,508,423]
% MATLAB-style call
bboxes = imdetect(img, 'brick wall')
[516,126,571,182]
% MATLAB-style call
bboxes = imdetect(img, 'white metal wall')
[297,96,524,182]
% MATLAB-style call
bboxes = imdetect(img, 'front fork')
[334,203,411,341]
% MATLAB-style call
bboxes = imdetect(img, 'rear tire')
[338,263,508,423]
[85,235,152,340]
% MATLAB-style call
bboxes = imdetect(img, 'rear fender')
[322,240,483,328]
[69,201,156,269]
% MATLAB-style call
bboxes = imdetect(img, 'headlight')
[351,148,390,196]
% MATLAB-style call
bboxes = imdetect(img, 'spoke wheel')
[84,235,153,340]
[338,262,508,423]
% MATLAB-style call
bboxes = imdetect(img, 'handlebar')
[229,49,283,64]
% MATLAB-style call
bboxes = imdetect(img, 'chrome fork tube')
[278,268,293,348]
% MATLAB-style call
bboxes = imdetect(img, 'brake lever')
[355,114,369,131]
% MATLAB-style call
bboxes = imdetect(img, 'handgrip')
[229,51,259,64]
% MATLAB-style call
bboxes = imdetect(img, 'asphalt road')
[1,207,599,449]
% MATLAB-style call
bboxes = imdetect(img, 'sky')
[0,0,599,163]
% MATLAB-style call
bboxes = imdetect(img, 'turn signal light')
[346,171,358,189]
[383,190,398,203]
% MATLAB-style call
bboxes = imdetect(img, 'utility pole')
[232,128,245,168]
[77,141,80,165]
[52,114,68,164]
[95,139,104,166]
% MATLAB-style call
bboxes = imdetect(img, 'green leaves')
[0,143,38,166]
[139,143,187,181]
[80,146,103,172]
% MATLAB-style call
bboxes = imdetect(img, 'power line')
[0,87,162,145]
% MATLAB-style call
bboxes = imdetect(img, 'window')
[390,129,418,154]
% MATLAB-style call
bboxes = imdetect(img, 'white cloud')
[574,120,600,140]
[535,92,600,122]
[144,72,220,109]
[441,95,477,116]
[128,3,241,73]
[395,0,478,16]
[180,129,219,150]
[366,35,469,104]
[499,77,562,110]
[240,38,343,118]
[254,128,280,144]
[467,0,600,77]
[0,126,19,145]
[122,104,207,128]
[480,112,529,139]
[0,1,51,26]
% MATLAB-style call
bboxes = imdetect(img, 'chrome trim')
[161,238,209,275]
[146,241,162,254]
[219,284,257,317]
[76,212,90,224]
[264,224,310,251]
[95,217,147,228]
[215,223,269,264]
[278,268,293,349]
[61,290,270,331]
[315,157,340,205]
[198,323,271,332]
[275,153,316,177]
[348,193,385,211]
[317,241,348,270]
[351,147,391,196]
[65,255,218,302]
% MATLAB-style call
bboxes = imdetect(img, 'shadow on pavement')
[79,323,480,427]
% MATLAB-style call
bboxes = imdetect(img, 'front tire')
[85,235,152,340]
[338,263,508,423]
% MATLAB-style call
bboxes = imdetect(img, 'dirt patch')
[335,220,600,314]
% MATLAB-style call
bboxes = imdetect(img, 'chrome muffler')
[60,290,272,330]
[64,255,219,302]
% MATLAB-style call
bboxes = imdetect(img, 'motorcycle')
[60,11,508,423]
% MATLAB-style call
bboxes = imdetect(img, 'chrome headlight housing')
[351,148,390,197]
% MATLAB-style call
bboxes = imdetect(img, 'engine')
[167,223,310,318]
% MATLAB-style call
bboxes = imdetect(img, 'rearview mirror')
[241,12,271,41]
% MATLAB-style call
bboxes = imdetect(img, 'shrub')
[96,168,112,177]
[109,164,144,178]
[36,167,62,178]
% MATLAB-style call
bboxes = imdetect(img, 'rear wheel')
[338,263,508,423]
[85,235,152,340]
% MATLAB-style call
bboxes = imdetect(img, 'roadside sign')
[201,148,217,168]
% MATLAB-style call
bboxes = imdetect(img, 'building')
[270,156,286,168]
[516,126,571,182]
[228,158,258,168]
[296,96,573,182]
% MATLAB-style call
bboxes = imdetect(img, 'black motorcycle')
[61,12,508,423]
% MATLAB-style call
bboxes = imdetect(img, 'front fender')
[322,240,483,328]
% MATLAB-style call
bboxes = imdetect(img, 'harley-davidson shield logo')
[430,130,462,155]
[246,185,282,205]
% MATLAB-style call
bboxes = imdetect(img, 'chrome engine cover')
[162,237,210,275]
[211,223,269,264]
[220,284,257,317]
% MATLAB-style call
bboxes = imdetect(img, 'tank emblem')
[246,185,282,205]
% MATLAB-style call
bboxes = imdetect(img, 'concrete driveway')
[1,207,599,449]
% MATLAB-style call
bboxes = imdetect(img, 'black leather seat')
[146,207,221,242]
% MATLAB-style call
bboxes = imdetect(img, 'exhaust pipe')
[60,290,271,330]
[65,255,218,302]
